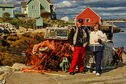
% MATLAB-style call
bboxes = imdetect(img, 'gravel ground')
[5,53,126,84]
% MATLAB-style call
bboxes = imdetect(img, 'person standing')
[69,18,89,75]
[89,23,107,76]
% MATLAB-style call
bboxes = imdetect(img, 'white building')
[61,16,69,22]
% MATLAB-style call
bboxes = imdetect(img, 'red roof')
[76,7,101,26]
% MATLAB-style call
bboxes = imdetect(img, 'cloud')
[83,0,103,3]
[56,1,72,8]
[93,7,126,11]
[53,0,126,19]
[0,0,126,19]
[100,12,126,16]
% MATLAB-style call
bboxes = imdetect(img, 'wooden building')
[0,4,14,18]
[21,0,56,27]
[76,7,101,27]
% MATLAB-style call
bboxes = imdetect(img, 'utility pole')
[110,21,114,33]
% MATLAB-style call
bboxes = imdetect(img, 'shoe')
[80,71,85,74]
[69,72,75,75]
[96,73,100,76]
[92,71,96,74]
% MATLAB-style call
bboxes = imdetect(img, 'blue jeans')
[93,51,103,73]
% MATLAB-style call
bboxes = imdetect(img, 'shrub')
[0,52,24,66]
[0,32,45,66]
[3,12,10,19]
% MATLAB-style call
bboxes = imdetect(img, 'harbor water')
[113,22,126,49]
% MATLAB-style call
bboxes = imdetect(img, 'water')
[113,22,126,49]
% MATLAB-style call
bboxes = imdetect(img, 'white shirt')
[90,30,107,45]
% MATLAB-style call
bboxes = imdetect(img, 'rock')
[0,66,13,84]
[0,73,6,81]
[0,71,4,75]
[0,66,13,74]
[0,79,6,84]
[11,63,31,71]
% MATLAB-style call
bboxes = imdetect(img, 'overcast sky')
[0,0,126,19]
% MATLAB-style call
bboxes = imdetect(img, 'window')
[32,6,36,10]
[86,18,90,22]
[24,8,26,11]
[2,8,5,11]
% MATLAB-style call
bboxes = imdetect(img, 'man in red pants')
[69,18,89,75]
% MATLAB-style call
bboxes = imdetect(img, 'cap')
[77,18,83,23]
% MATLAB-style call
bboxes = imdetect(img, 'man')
[69,18,89,75]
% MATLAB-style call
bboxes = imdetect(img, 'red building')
[76,7,101,27]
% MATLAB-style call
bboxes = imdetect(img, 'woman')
[89,23,107,76]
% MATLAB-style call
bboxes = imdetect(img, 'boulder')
[0,66,13,74]
[0,66,13,83]
[12,63,31,71]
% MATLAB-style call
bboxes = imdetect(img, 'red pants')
[69,46,86,72]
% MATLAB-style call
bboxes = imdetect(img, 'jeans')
[93,51,103,73]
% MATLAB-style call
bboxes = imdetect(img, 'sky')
[0,0,126,20]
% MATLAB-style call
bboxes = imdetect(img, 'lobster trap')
[44,27,69,40]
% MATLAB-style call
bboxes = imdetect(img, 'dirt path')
[5,54,126,84]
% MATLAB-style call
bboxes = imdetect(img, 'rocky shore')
[0,27,125,84]
[0,53,124,84]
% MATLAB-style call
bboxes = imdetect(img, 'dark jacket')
[69,26,89,46]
